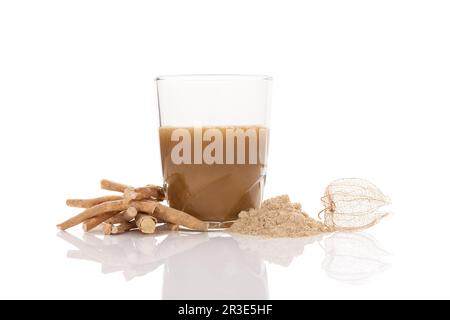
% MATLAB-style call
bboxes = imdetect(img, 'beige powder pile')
[230,195,333,238]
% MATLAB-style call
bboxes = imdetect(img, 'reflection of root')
[232,234,323,266]
[321,233,391,285]
[58,231,209,281]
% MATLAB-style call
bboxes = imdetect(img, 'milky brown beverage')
[159,126,269,222]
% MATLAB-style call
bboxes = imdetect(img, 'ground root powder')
[230,195,334,238]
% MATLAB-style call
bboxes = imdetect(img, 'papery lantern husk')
[321,178,391,231]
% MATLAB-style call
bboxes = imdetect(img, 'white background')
[1,0,449,299]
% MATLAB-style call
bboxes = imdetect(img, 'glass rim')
[155,74,273,81]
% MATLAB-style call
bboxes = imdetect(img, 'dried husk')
[321,178,390,230]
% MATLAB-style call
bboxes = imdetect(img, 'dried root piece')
[105,211,127,224]
[66,195,123,208]
[124,185,165,202]
[111,221,136,234]
[83,211,120,232]
[123,207,138,221]
[154,204,207,231]
[131,201,209,231]
[104,207,137,224]
[134,185,165,201]
[100,179,130,193]
[58,200,127,230]
[124,188,138,202]
[130,200,157,214]
[165,223,179,231]
[321,178,391,231]
[103,223,113,235]
[155,223,179,232]
[135,213,157,234]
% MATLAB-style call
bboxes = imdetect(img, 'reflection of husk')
[321,178,391,231]
[322,233,391,284]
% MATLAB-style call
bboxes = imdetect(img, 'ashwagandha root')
[124,185,165,202]
[58,200,127,230]
[83,211,120,232]
[104,207,137,224]
[131,201,209,231]
[102,179,165,202]
[105,211,127,224]
[103,223,113,235]
[124,186,165,202]
[123,188,138,202]
[102,221,138,236]
[111,221,136,235]
[136,185,165,201]
[61,179,208,234]
[135,213,157,234]
[155,223,179,232]
[165,223,179,231]
[100,179,130,193]
[66,195,123,208]
[154,204,208,231]
[123,207,138,221]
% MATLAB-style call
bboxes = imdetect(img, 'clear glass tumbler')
[156,75,272,227]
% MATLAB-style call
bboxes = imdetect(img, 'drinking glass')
[156,75,272,228]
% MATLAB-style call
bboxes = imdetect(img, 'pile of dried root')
[57,179,208,235]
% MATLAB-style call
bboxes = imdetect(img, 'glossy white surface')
[1,0,450,299]
[55,230,391,299]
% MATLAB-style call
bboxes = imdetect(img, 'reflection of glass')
[163,235,268,299]
[321,233,391,285]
